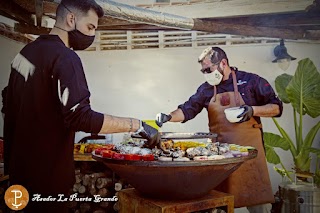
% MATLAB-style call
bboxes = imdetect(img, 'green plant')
[263,58,320,183]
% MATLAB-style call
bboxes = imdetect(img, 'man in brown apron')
[156,47,283,212]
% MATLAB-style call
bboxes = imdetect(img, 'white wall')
[1,34,320,196]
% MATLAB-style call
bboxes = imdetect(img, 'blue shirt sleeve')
[178,85,207,122]
[253,76,283,117]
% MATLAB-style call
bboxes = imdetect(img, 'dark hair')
[56,0,104,22]
[211,47,229,65]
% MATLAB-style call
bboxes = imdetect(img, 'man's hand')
[237,105,254,123]
[136,121,160,148]
[156,113,172,127]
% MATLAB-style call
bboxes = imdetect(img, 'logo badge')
[4,185,29,210]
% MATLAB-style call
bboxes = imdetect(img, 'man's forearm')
[99,114,140,134]
[252,104,280,117]
[169,108,185,122]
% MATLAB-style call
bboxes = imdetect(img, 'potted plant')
[263,58,320,182]
[263,58,320,212]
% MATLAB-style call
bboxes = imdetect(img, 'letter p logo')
[5,185,29,210]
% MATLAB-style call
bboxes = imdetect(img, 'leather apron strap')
[212,85,217,102]
[207,70,274,207]
[211,70,238,105]
[232,70,240,106]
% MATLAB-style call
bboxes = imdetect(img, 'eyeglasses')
[200,61,220,74]
[200,67,212,74]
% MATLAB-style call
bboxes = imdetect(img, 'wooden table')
[118,188,234,213]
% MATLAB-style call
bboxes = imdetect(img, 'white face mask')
[204,69,223,86]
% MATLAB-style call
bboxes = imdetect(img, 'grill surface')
[92,150,257,200]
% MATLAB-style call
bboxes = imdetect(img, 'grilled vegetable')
[112,153,125,160]
[124,154,142,161]
[101,150,115,159]
[173,141,206,151]
[141,154,155,161]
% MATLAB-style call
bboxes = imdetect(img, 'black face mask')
[60,3,95,50]
[68,26,95,50]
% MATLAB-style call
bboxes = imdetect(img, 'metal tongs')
[131,132,217,140]
[131,132,217,153]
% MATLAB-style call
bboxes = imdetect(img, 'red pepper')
[102,144,115,150]
[101,150,115,159]
[124,154,142,161]
[95,144,115,155]
[112,153,125,160]
[142,154,155,161]
[95,148,106,155]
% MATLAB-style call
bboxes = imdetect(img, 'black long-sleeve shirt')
[1,86,7,114]
[4,35,103,194]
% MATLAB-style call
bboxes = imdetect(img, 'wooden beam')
[201,13,320,28]
[0,23,31,44]
[192,19,312,40]
[0,11,19,23]
[305,30,320,39]
[8,0,319,40]
[98,16,134,26]
[12,0,37,13]
[0,0,34,25]
[147,0,314,19]
[35,0,44,27]
[15,23,51,35]
[271,25,320,31]
[97,24,176,31]
[193,12,320,39]
[43,1,57,15]
[12,0,58,17]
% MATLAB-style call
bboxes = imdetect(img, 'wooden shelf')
[118,188,234,213]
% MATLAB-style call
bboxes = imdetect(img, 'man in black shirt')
[4,0,158,212]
